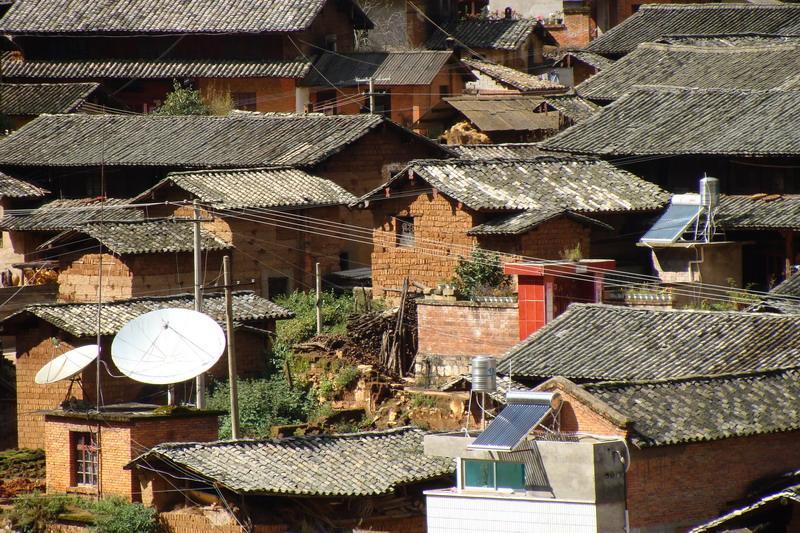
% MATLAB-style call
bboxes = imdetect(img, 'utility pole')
[223,256,240,439]
[193,199,206,409]
[315,262,322,335]
[355,77,389,114]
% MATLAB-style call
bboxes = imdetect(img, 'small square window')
[396,216,414,248]
[72,432,98,487]
[268,277,289,300]
[463,460,525,491]
[232,92,257,111]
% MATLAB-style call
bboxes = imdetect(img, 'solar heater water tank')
[700,176,720,211]
[471,356,496,393]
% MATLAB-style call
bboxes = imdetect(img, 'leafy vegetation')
[273,290,355,347]
[410,394,440,409]
[207,376,314,439]
[0,449,45,479]
[452,247,510,299]
[91,496,158,533]
[688,279,760,311]
[154,80,210,115]
[560,242,583,262]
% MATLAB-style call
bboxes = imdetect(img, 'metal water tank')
[700,176,720,211]
[471,356,497,392]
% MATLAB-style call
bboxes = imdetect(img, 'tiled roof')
[746,272,800,314]
[541,87,800,156]
[584,3,800,56]
[0,82,100,115]
[0,0,372,34]
[584,369,800,447]
[3,58,311,80]
[359,157,668,213]
[2,291,293,337]
[0,172,48,199]
[0,198,142,231]
[302,51,456,87]
[439,95,561,132]
[554,51,615,71]
[129,427,453,496]
[462,58,563,91]
[498,304,800,381]
[468,209,612,235]
[771,271,800,297]
[543,94,599,123]
[692,480,800,532]
[0,112,434,168]
[576,40,800,102]
[450,143,546,159]
[136,167,357,209]
[40,220,231,255]
[717,194,800,231]
[440,374,532,404]
[427,18,537,50]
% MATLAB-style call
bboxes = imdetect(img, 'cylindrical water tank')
[700,176,720,210]
[471,356,497,392]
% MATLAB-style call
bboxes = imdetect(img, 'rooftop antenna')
[111,308,226,398]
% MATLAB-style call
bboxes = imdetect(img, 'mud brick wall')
[45,414,218,501]
[370,192,477,298]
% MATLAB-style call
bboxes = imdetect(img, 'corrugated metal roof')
[3,58,311,80]
[136,167,357,209]
[443,95,560,132]
[302,51,456,87]
[0,82,100,115]
[0,0,372,34]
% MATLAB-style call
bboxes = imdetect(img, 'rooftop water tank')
[471,356,497,393]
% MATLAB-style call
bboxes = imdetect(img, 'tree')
[154,80,210,115]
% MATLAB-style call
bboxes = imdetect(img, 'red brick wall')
[550,12,594,49]
[417,301,519,358]
[45,415,219,501]
[627,431,800,530]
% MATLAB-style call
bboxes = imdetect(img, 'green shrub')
[333,366,361,390]
[0,448,45,478]
[91,496,158,533]
[453,247,509,299]
[8,492,82,533]
[155,80,210,115]
[410,394,439,408]
[273,291,355,347]
[207,376,313,439]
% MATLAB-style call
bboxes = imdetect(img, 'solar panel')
[641,203,701,243]
[468,402,551,452]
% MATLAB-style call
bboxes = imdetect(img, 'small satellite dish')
[111,308,226,385]
[35,344,99,385]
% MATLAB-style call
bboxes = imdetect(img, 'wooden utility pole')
[223,256,240,439]
[355,77,389,114]
[315,262,322,335]
[193,200,206,408]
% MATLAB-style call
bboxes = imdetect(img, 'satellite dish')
[111,308,226,385]
[35,344,99,385]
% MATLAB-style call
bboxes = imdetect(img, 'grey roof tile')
[576,40,800,102]
[0,172,49,198]
[554,51,615,71]
[40,220,231,255]
[427,18,537,50]
[3,58,311,80]
[542,94,599,123]
[692,479,800,532]
[584,369,800,447]
[0,198,142,231]
[468,209,612,235]
[498,304,800,381]
[717,194,800,231]
[0,82,100,115]
[359,157,668,213]
[450,143,546,159]
[2,291,292,337]
[541,87,800,156]
[130,427,453,496]
[584,3,800,56]
[136,167,357,210]
[303,51,455,87]
[0,112,423,168]
[462,58,563,91]
[0,0,372,34]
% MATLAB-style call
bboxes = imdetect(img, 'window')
[268,277,289,300]
[463,460,525,491]
[232,92,257,111]
[339,252,350,271]
[316,90,337,115]
[72,432,98,486]
[438,85,450,98]
[396,216,414,248]
[374,90,391,117]
[324,34,338,52]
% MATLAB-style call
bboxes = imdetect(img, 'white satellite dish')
[35,344,99,385]
[111,308,226,385]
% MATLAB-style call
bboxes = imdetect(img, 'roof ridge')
[167,165,305,177]
[566,302,800,318]
[24,290,258,309]
[640,2,800,9]
[640,40,800,52]
[584,366,800,390]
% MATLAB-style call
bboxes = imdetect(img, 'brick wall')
[45,414,219,501]
[550,11,594,49]
[417,301,519,358]
[199,77,296,113]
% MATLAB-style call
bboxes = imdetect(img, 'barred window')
[72,432,98,486]
[396,216,414,248]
